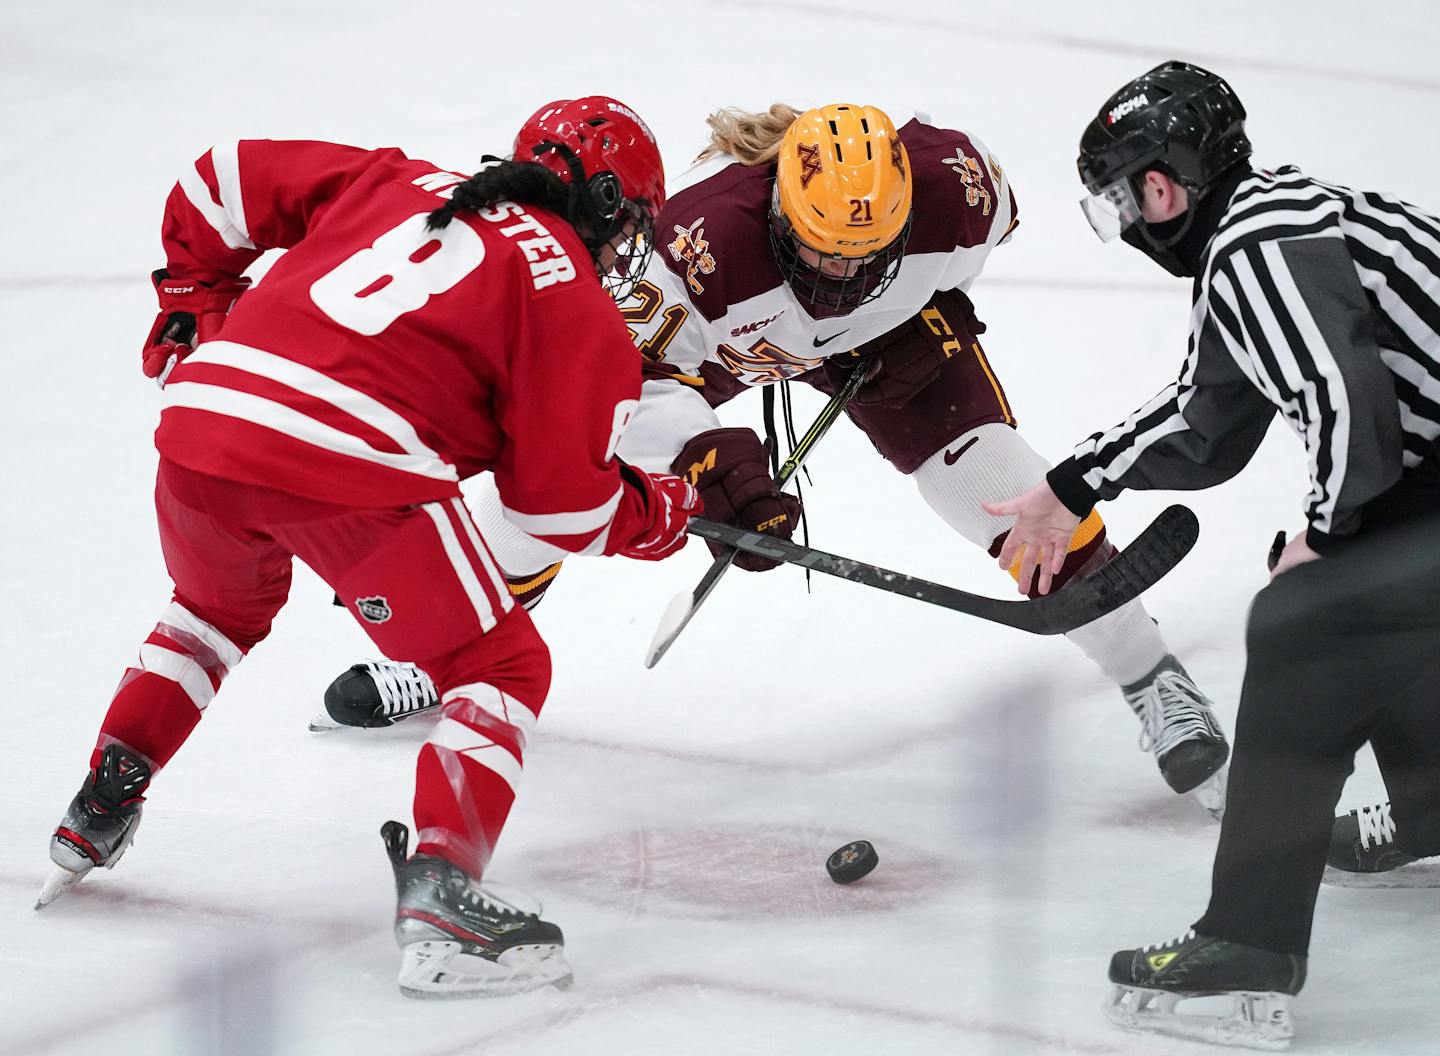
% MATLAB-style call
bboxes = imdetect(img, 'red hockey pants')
[94,458,551,876]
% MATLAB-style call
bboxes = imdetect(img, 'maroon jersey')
[156,140,645,554]
[616,116,1018,471]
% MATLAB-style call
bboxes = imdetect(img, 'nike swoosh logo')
[942,437,979,466]
[812,330,849,347]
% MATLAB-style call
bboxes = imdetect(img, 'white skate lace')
[365,661,438,718]
[1142,929,1196,953]
[1130,669,1219,759]
[1355,802,1397,850]
[456,879,544,921]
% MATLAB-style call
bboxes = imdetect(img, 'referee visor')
[1080,177,1143,242]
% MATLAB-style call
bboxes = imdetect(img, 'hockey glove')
[142,270,252,385]
[671,427,801,572]
[826,288,986,408]
[614,463,702,561]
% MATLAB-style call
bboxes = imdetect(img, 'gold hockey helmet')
[770,104,913,315]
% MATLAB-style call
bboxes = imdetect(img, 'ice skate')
[36,744,152,909]
[1103,929,1306,1051]
[1123,654,1229,816]
[310,660,440,731]
[1323,802,1440,888]
[382,821,571,998]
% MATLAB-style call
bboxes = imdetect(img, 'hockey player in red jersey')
[332,103,1232,812]
[36,97,700,999]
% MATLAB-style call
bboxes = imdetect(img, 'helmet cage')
[532,140,656,301]
[768,187,911,316]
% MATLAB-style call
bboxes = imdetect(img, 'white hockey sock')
[912,423,1167,688]
[468,476,569,577]
[1063,599,1167,687]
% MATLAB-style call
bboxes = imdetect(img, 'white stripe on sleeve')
[163,381,459,481]
[499,485,623,537]
[178,155,256,251]
[210,141,252,248]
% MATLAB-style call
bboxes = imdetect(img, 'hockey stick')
[645,364,873,668]
[683,505,1199,635]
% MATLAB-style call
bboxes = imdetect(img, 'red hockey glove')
[614,463,702,561]
[142,270,252,384]
[826,288,987,408]
[671,427,802,572]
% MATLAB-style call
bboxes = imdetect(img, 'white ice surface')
[4,3,1438,1053]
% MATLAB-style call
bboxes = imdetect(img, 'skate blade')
[308,712,342,732]
[397,940,572,999]
[1322,861,1440,889]
[35,863,88,910]
[1102,983,1295,1051]
[1190,764,1228,821]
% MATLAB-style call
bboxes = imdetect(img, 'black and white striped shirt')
[1049,165,1440,551]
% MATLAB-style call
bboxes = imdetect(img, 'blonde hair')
[696,103,803,165]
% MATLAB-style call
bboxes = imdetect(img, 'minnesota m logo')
[685,447,717,485]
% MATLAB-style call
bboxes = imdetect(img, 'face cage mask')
[768,210,912,318]
[591,201,656,302]
[1079,176,1144,242]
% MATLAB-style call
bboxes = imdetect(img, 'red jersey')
[155,140,646,554]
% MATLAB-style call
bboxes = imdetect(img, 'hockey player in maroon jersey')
[36,97,701,999]
[332,103,1232,813]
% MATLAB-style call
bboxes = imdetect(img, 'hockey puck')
[826,840,878,885]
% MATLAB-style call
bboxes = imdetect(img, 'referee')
[987,61,1440,1049]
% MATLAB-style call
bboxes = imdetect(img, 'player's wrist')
[1045,458,1099,518]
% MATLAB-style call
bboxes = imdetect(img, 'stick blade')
[1034,504,1199,633]
[645,590,697,669]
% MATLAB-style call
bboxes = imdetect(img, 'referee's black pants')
[1195,510,1440,956]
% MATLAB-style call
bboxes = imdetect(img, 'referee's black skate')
[1324,802,1440,888]
[310,660,440,731]
[36,744,152,909]
[382,821,571,998]
[1103,930,1305,1050]
[1122,654,1229,816]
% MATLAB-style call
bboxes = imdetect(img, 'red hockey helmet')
[514,97,666,298]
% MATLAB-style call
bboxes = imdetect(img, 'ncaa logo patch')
[356,596,392,623]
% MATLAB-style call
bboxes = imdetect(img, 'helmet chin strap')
[1122,195,1203,278]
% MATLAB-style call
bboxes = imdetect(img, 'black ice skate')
[1324,802,1440,888]
[1103,930,1306,1051]
[309,660,440,731]
[36,744,152,909]
[381,821,571,998]
[1122,654,1229,816]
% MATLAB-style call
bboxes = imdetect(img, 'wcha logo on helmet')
[355,596,393,624]
[1107,94,1149,126]
[668,218,717,295]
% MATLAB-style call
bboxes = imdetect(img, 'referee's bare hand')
[1270,531,1321,579]
[983,482,1081,596]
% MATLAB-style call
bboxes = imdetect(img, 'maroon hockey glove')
[826,288,987,408]
[671,427,802,572]
[614,464,702,561]
[142,270,252,384]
